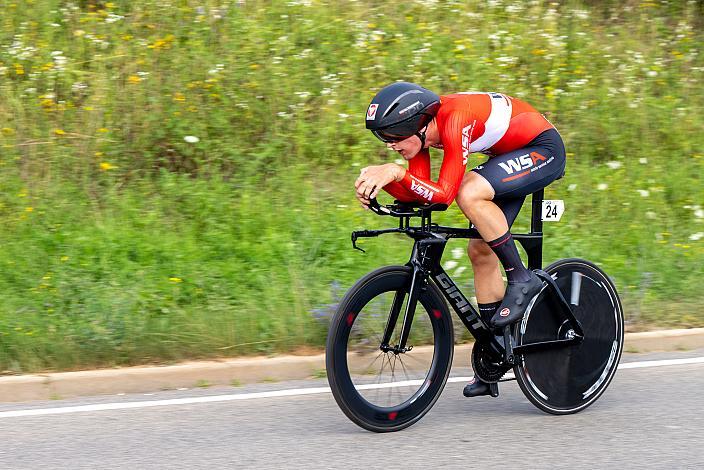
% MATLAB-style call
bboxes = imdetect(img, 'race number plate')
[542,200,565,221]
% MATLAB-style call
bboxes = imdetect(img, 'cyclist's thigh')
[472,129,566,200]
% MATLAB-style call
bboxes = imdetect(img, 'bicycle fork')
[379,237,447,354]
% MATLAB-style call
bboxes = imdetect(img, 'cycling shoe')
[490,272,543,328]
[463,376,499,398]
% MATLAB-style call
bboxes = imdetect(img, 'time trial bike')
[325,189,623,432]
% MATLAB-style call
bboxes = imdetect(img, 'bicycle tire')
[326,266,454,432]
[514,258,624,414]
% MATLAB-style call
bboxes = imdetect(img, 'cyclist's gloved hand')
[354,163,404,208]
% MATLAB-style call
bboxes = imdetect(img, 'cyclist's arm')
[395,108,479,205]
[382,150,431,202]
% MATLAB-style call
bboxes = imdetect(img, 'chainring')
[471,340,511,383]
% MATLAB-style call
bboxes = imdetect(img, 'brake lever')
[351,232,365,253]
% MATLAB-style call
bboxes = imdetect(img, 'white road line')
[1,356,702,419]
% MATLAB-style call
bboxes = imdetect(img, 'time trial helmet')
[365,82,441,143]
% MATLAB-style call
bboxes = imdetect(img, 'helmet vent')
[383,103,400,117]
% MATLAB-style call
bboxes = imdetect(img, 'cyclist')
[356,82,566,398]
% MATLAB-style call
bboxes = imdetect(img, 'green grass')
[0,0,703,373]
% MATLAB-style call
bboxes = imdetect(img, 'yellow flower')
[97,128,109,133]
[74,29,86,37]
[249,64,259,70]
[173,92,186,102]
[100,162,117,171]
[61,256,69,262]
[128,75,141,84]
[169,277,183,283]
[54,129,65,135]
[1,127,14,135]
[26,207,34,212]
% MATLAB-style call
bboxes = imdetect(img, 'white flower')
[606,161,622,169]
[695,209,704,219]
[443,261,458,270]
[639,158,648,164]
[636,189,650,197]
[647,70,658,77]
[597,183,608,191]
[567,184,577,191]
[689,232,703,241]
[646,211,657,220]
[184,136,200,143]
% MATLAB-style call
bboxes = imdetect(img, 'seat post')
[530,188,544,234]
[526,189,544,270]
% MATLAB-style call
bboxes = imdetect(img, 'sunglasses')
[371,112,432,143]
[372,129,414,143]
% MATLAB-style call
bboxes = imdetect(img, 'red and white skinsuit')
[383,92,554,205]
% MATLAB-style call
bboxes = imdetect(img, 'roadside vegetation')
[0,0,702,373]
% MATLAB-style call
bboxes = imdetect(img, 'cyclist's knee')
[456,173,493,211]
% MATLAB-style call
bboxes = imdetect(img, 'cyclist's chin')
[399,149,419,160]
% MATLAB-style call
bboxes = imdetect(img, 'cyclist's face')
[386,134,422,160]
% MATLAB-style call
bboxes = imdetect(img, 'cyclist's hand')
[355,164,403,208]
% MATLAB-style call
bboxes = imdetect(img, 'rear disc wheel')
[514,258,624,414]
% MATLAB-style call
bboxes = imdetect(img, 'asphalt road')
[1,349,703,470]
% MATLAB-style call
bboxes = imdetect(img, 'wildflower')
[100,162,117,171]
[173,92,186,102]
[169,277,183,283]
[597,183,608,191]
[184,136,199,143]
[639,158,648,164]
[567,184,577,191]
[606,161,622,169]
[54,129,65,135]
[636,189,650,197]
[443,261,458,270]
[61,256,69,261]
[689,233,703,241]
[127,75,141,84]
[25,207,33,212]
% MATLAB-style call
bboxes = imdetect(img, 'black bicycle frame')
[359,189,583,361]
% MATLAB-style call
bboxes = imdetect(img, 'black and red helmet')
[365,82,441,143]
